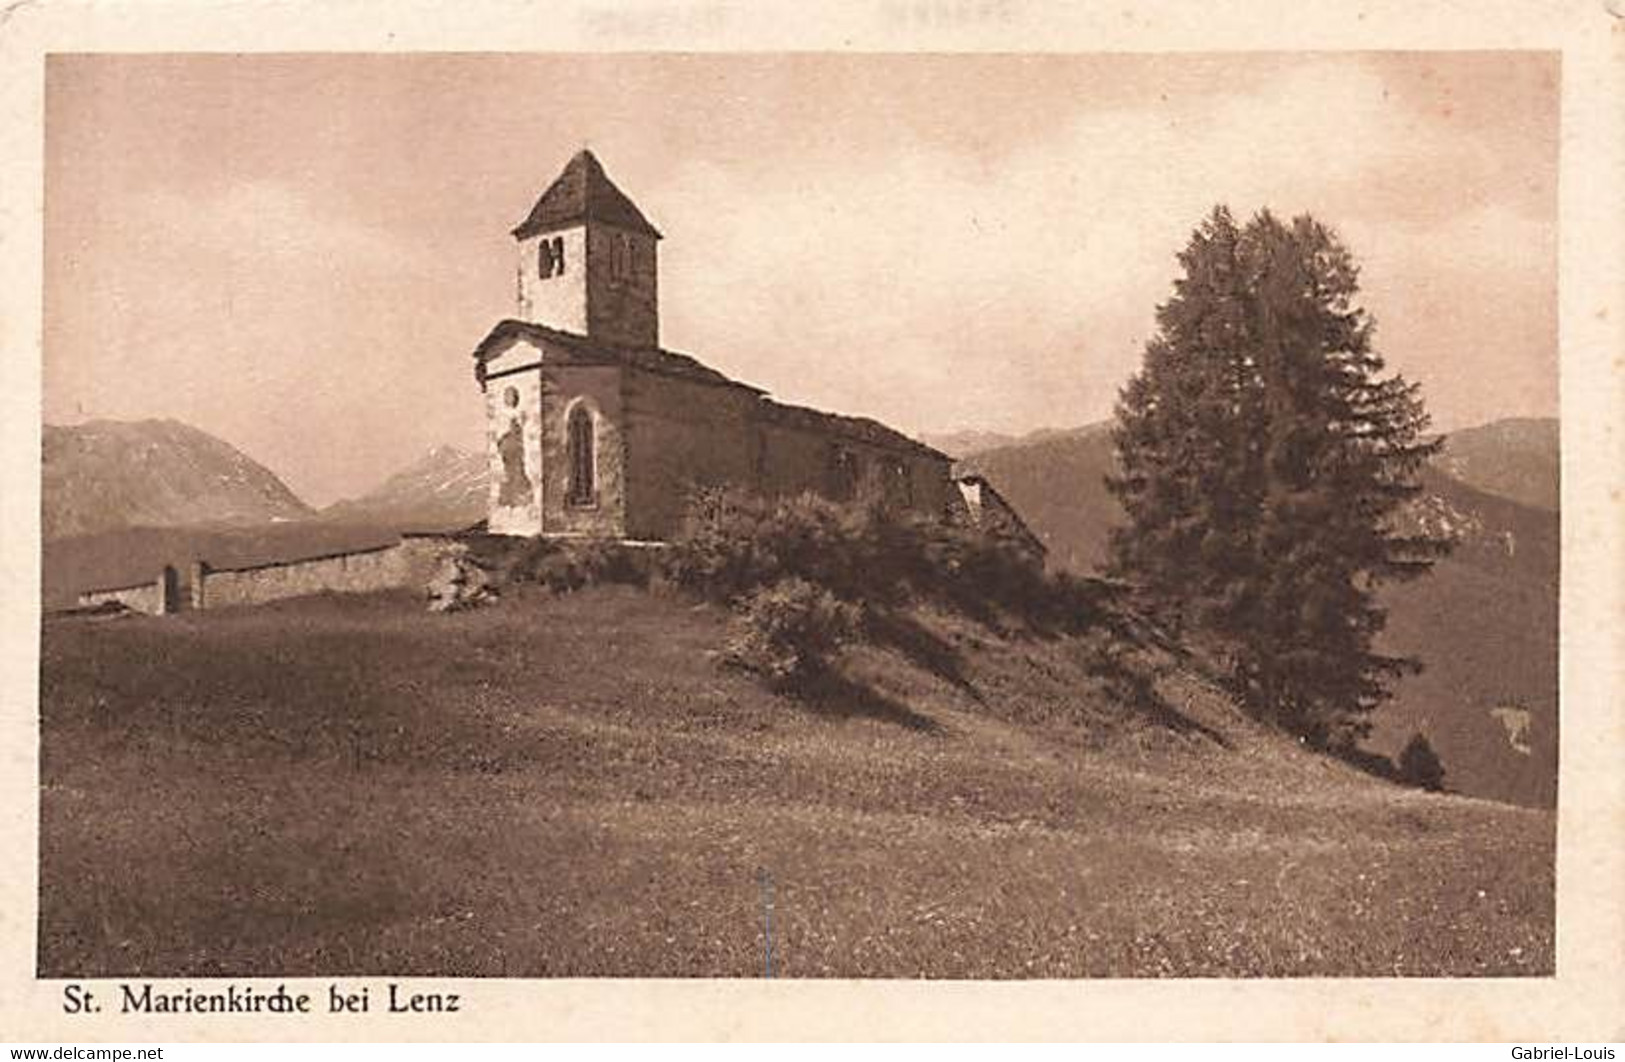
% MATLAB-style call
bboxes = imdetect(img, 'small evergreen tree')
[1108,207,1451,748]
[1398,732,1446,792]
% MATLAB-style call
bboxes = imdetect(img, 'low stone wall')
[195,536,451,610]
[79,580,164,615]
[78,566,180,616]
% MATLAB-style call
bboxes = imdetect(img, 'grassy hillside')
[41,586,1553,978]
[1372,558,1558,807]
[959,425,1560,808]
[1369,467,1560,806]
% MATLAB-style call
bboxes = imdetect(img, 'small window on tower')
[538,239,557,279]
[612,233,633,281]
[552,236,566,275]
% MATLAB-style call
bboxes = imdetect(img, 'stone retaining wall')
[77,568,176,615]
[194,536,451,610]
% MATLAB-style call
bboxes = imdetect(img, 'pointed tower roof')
[510,149,663,241]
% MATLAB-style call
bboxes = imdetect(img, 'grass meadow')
[39,586,1554,978]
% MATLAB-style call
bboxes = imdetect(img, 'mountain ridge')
[319,443,486,530]
[1432,417,1558,512]
[42,419,312,540]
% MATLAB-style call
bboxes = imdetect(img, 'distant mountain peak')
[43,419,312,540]
[922,421,1112,460]
[321,443,487,531]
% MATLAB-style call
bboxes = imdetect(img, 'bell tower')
[511,150,662,349]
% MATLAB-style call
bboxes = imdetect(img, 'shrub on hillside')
[662,487,891,604]
[916,518,1061,620]
[721,577,860,690]
[1397,732,1446,792]
[662,487,1117,698]
[663,486,1095,627]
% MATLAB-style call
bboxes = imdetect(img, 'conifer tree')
[1108,207,1450,748]
[1398,732,1447,791]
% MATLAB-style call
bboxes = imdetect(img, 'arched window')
[566,404,596,507]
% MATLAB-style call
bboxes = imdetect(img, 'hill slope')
[1436,417,1558,512]
[956,419,1560,808]
[40,585,1553,978]
[42,419,311,539]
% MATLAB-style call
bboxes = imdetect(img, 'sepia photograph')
[29,47,1571,987]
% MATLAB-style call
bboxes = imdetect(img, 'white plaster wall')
[517,226,588,334]
[485,357,545,536]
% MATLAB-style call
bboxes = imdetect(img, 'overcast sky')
[44,52,1558,506]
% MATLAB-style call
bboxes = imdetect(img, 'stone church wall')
[481,354,961,543]
[541,364,628,538]
[585,224,659,349]
[616,365,960,541]
[621,368,759,541]
[902,450,963,520]
[754,417,836,501]
[755,405,961,520]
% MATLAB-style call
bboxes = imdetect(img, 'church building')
[470,150,963,540]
